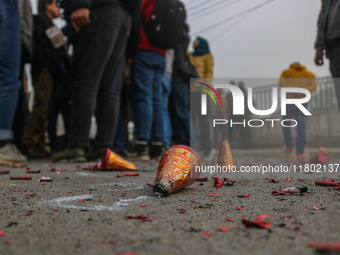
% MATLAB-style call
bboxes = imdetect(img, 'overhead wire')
[192,0,277,36]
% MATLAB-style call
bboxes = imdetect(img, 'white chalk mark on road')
[38,195,151,212]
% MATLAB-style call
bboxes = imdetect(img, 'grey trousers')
[69,4,131,148]
[328,39,340,112]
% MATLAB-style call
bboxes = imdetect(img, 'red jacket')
[138,0,166,56]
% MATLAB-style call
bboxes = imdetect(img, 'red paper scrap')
[308,241,340,252]
[10,176,32,180]
[139,204,148,207]
[236,194,250,198]
[5,240,12,245]
[0,171,9,175]
[179,210,187,214]
[214,178,224,188]
[103,240,115,245]
[285,178,292,182]
[315,181,340,187]
[242,215,272,229]
[226,218,234,222]
[126,214,153,222]
[23,193,37,197]
[26,211,34,216]
[203,231,212,237]
[208,194,220,197]
[218,226,229,232]
[298,179,305,182]
[25,170,40,174]
[313,205,320,211]
[196,177,208,182]
[237,206,242,210]
[117,172,139,178]
[0,230,4,236]
[272,191,291,196]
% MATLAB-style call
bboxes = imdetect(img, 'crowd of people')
[0,0,339,167]
[0,0,223,166]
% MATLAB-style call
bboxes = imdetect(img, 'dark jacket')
[173,29,199,84]
[32,12,69,81]
[315,0,340,55]
[63,0,141,18]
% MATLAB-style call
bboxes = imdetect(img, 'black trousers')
[328,39,340,112]
[69,4,131,148]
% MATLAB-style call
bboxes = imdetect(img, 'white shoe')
[0,142,27,167]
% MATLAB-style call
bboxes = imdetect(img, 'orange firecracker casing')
[153,145,201,197]
[217,140,233,168]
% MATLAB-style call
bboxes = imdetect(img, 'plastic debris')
[242,215,272,229]
[39,177,53,182]
[152,145,201,198]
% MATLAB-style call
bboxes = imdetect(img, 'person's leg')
[23,68,54,155]
[295,104,307,155]
[54,4,130,161]
[328,40,340,111]
[162,71,172,149]
[94,9,131,149]
[69,5,129,148]
[0,0,20,141]
[132,51,155,155]
[282,104,294,150]
[0,0,27,166]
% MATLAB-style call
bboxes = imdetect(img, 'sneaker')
[52,147,86,162]
[85,147,107,161]
[0,141,27,167]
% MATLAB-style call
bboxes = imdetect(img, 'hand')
[70,8,90,33]
[314,50,324,66]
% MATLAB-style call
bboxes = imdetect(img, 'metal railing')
[251,76,336,115]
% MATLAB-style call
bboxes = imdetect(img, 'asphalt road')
[0,154,340,255]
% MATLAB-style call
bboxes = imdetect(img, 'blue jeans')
[282,104,307,154]
[162,71,172,149]
[132,50,165,143]
[170,76,197,149]
[0,0,21,140]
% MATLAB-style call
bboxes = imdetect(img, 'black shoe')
[149,142,164,159]
[85,147,107,161]
[128,142,150,161]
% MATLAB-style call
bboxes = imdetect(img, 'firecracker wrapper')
[217,140,234,167]
[153,145,201,197]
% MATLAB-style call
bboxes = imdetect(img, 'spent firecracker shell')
[0,171,9,175]
[152,145,201,197]
[101,148,136,171]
